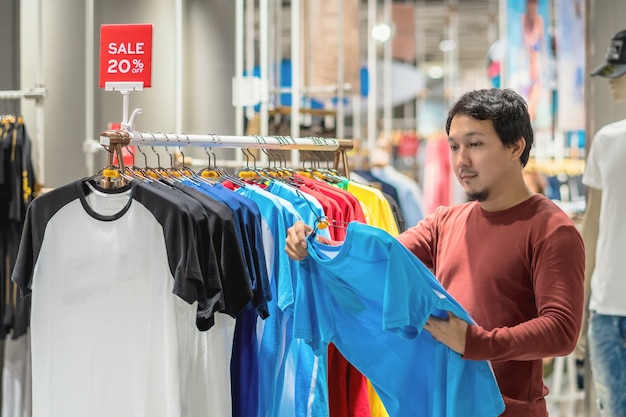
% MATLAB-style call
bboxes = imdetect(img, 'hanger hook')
[241,147,250,168]
[203,145,217,169]
[178,133,190,170]
[208,133,219,146]
[149,133,161,168]
[250,142,259,170]
[211,147,217,168]
[137,133,149,167]
[209,134,220,168]
[203,146,211,167]
[126,144,136,166]
[163,133,174,167]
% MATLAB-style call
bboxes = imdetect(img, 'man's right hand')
[285,220,313,261]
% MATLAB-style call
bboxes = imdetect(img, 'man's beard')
[467,190,488,202]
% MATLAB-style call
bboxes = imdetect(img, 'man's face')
[448,114,522,202]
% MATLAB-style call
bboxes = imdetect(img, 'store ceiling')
[273,0,499,78]
[409,0,499,70]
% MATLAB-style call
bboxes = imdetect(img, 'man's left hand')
[424,312,468,356]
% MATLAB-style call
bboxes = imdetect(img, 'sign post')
[99,24,153,130]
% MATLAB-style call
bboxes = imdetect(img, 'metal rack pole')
[290,0,302,166]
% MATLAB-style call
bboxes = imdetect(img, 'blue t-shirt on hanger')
[294,222,505,417]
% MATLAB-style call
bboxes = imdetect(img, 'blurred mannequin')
[581,29,626,417]
[521,0,545,121]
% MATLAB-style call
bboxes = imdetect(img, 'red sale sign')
[99,24,153,89]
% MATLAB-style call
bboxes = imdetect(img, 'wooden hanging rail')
[99,130,344,150]
[99,130,354,176]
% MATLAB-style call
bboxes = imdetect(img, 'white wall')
[1,0,20,115]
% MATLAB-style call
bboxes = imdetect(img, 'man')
[581,28,626,417]
[285,88,584,416]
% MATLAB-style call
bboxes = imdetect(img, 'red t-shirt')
[297,184,344,240]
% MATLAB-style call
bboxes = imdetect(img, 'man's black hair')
[445,88,534,167]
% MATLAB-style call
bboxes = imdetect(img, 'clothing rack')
[99,129,353,177]
[1,87,47,185]
[0,88,47,101]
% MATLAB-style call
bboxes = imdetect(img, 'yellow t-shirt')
[346,181,399,236]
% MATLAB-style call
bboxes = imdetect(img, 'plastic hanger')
[140,133,174,184]
[234,138,271,184]
[90,143,128,189]
[197,145,222,181]
[194,134,249,188]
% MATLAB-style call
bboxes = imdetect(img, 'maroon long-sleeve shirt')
[397,194,584,417]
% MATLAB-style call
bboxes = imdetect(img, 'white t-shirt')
[11,179,206,417]
[582,118,626,315]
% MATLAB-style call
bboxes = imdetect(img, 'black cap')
[590,30,626,78]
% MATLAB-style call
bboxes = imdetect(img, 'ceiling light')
[439,39,456,52]
[372,24,392,42]
[428,66,444,79]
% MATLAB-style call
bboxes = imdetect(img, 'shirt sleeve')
[292,257,336,356]
[396,208,442,271]
[11,183,77,295]
[11,204,36,295]
[582,131,603,189]
[463,225,585,361]
[382,241,439,338]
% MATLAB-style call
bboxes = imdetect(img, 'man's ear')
[511,137,526,160]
